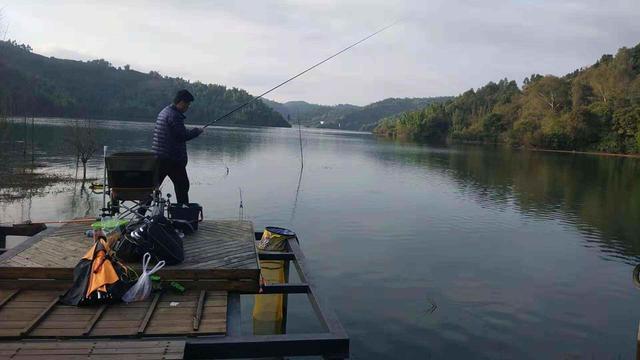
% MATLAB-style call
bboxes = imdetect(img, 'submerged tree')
[65,120,97,182]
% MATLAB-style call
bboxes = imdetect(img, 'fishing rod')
[202,21,399,129]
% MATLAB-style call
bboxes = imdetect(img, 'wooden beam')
[21,296,60,336]
[226,293,241,337]
[0,289,20,309]
[0,267,259,280]
[138,293,161,335]
[193,290,206,331]
[186,333,349,359]
[259,251,295,261]
[83,304,108,335]
[637,321,640,360]
[261,283,309,294]
[0,223,47,237]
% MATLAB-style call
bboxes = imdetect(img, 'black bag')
[113,231,143,263]
[113,219,146,263]
[142,215,184,265]
[114,215,184,266]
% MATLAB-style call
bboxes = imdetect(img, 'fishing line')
[202,20,400,129]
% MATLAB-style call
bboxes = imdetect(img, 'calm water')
[2,118,640,359]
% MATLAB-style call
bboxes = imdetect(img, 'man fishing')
[152,89,203,205]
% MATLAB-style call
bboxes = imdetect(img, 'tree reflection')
[370,141,640,261]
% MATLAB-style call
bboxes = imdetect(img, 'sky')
[1,0,639,106]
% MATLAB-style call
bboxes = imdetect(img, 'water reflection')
[368,140,640,263]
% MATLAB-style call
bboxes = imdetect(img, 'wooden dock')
[0,220,350,359]
[0,220,260,292]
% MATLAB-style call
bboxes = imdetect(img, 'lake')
[1,118,640,359]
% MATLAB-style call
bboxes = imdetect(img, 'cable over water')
[203,21,400,128]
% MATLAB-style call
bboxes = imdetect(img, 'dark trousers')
[158,159,190,204]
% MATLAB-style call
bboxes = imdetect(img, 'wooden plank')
[15,290,65,301]
[226,293,241,337]
[0,226,59,263]
[0,340,183,349]
[0,289,20,309]
[138,293,161,335]
[0,340,186,359]
[20,296,60,336]
[0,223,47,237]
[162,279,258,292]
[0,280,71,290]
[193,290,206,331]
[9,355,183,360]
[0,309,42,321]
[83,304,108,335]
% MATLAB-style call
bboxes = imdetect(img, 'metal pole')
[102,145,107,215]
[282,256,290,334]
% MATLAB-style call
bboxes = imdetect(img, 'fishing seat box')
[106,152,159,201]
[168,203,203,234]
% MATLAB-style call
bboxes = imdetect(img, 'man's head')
[173,89,194,113]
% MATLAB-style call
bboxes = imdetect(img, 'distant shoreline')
[3,116,292,129]
[462,140,640,159]
[524,147,640,159]
[375,135,640,159]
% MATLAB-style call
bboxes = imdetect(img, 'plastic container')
[257,227,296,251]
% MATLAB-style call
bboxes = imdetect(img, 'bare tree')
[65,120,97,182]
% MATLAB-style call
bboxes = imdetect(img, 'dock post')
[637,321,640,360]
[282,253,290,334]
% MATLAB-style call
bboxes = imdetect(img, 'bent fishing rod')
[202,21,399,129]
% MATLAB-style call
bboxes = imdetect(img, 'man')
[152,89,203,205]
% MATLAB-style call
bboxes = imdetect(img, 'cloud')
[2,0,639,105]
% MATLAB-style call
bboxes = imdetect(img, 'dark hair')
[173,89,194,104]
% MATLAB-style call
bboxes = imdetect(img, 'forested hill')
[0,40,290,127]
[265,97,451,131]
[375,43,640,154]
[333,97,452,131]
[262,99,361,127]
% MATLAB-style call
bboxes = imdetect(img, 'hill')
[329,97,452,131]
[0,40,290,127]
[375,43,640,154]
[265,97,451,131]
[262,99,361,127]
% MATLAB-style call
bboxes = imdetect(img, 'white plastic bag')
[122,253,165,303]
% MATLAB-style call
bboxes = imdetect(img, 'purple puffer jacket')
[152,104,201,165]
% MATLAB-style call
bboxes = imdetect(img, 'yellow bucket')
[256,226,296,252]
[253,227,296,335]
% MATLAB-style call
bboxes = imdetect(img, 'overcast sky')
[2,1,639,105]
